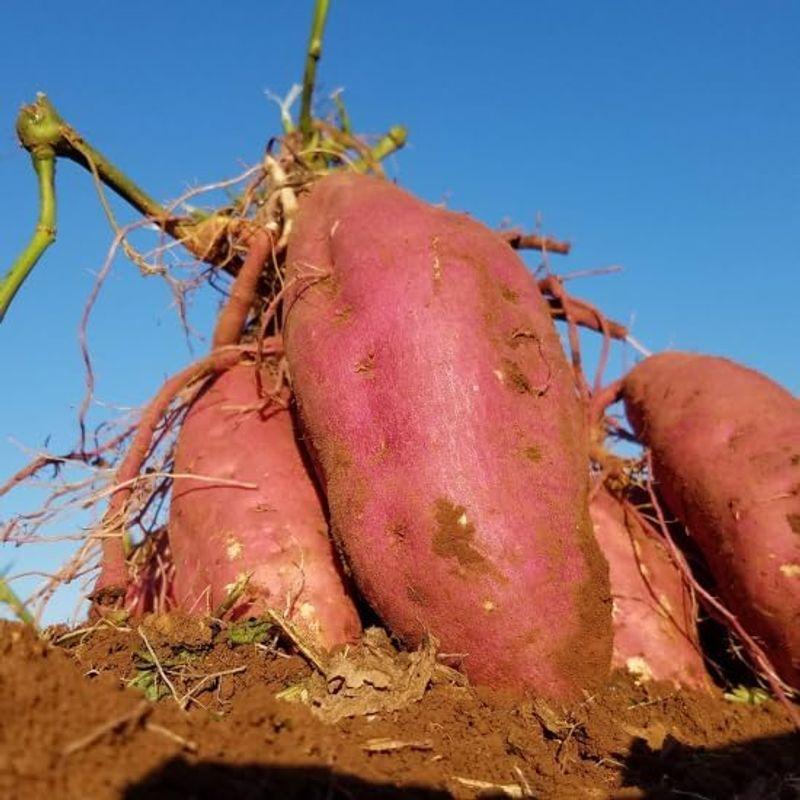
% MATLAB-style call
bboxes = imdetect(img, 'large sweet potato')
[282,172,612,699]
[622,352,800,687]
[168,363,361,651]
[590,486,710,690]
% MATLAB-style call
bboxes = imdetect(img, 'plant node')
[16,93,64,157]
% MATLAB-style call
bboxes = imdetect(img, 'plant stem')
[299,0,331,143]
[332,90,351,135]
[10,94,242,282]
[0,151,56,322]
[0,576,36,627]
[352,125,409,172]
[16,94,169,228]
[60,132,170,229]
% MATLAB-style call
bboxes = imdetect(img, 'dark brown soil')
[1,617,798,800]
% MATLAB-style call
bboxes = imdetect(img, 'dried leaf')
[530,698,567,737]
[280,627,438,723]
[617,722,668,751]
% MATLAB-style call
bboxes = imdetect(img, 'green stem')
[0,151,56,322]
[0,576,36,627]
[299,0,331,143]
[332,90,351,135]
[16,94,169,226]
[61,134,171,229]
[9,94,239,283]
[352,125,409,172]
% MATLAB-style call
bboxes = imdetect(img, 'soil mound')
[1,618,797,799]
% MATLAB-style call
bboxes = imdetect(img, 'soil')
[1,616,798,800]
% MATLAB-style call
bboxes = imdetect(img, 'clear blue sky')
[1,1,798,622]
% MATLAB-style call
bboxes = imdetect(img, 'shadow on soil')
[124,729,800,799]
[620,729,800,799]
[124,758,451,799]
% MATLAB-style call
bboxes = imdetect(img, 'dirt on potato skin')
[1,617,798,800]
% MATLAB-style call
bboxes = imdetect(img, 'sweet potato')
[282,172,612,699]
[590,486,710,690]
[622,352,800,687]
[168,363,361,651]
[91,348,246,611]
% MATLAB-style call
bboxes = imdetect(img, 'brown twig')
[500,229,571,255]
[538,275,590,400]
[62,700,150,757]
[179,665,247,710]
[538,275,629,340]
[539,275,652,365]
[144,721,197,752]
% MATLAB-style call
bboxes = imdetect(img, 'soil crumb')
[432,499,489,574]
[1,618,798,799]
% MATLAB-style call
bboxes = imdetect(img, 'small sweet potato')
[622,352,800,687]
[283,172,611,699]
[590,486,710,690]
[168,363,361,651]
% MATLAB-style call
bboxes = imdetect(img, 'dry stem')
[62,700,150,757]
[500,228,571,255]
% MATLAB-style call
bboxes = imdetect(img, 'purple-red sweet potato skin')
[283,173,611,699]
[622,352,800,687]
[168,364,361,650]
[590,487,710,690]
